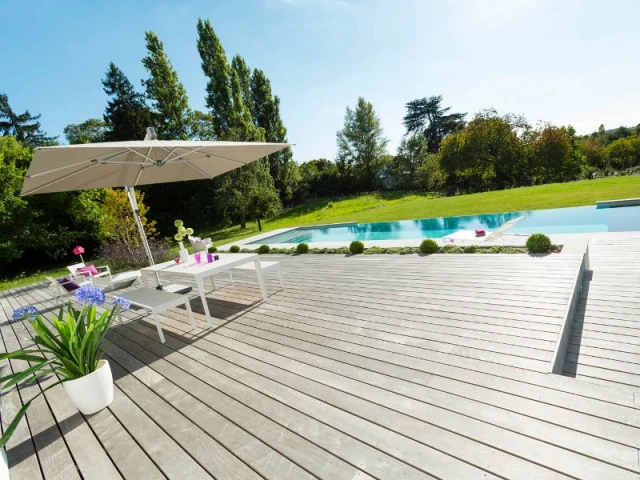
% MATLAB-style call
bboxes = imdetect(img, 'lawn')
[202,175,640,246]
[2,175,638,292]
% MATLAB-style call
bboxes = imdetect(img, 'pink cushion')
[77,265,99,277]
[475,229,486,236]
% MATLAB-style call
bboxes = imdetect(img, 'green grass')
[202,175,640,246]
[0,267,70,292]
[2,175,638,292]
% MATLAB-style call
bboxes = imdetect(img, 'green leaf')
[1,359,56,389]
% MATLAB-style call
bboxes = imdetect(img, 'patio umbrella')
[21,128,291,265]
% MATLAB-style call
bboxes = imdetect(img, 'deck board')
[564,233,640,390]
[3,251,640,479]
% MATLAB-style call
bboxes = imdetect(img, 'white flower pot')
[63,360,114,415]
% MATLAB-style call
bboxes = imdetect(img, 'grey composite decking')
[564,232,640,391]
[1,252,640,479]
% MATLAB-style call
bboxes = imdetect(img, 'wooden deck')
[2,252,640,479]
[565,232,640,391]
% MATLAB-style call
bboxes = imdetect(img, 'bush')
[463,245,478,253]
[440,244,464,254]
[296,243,309,254]
[526,233,551,253]
[229,245,240,253]
[349,240,365,254]
[420,239,439,254]
[257,244,270,254]
[399,247,416,255]
[365,246,386,254]
[208,246,217,253]
[488,246,505,254]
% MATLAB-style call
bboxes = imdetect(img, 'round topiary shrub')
[420,239,439,254]
[257,244,270,254]
[208,246,217,253]
[463,245,478,253]
[296,243,309,254]
[229,245,240,253]
[526,233,551,253]
[440,244,464,254]
[349,240,365,254]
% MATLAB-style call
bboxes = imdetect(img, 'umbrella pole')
[126,185,156,267]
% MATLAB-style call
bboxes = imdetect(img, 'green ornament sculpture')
[174,219,194,263]
[173,219,194,241]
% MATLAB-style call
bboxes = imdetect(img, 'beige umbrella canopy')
[21,139,290,195]
[21,128,291,266]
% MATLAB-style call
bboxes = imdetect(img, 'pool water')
[249,205,640,244]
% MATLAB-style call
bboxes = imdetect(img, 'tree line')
[2,19,640,274]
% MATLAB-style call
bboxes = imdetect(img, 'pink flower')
[73,246,85,256]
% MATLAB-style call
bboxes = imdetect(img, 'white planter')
[63,360,114,415]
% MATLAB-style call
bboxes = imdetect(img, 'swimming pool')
[249,205,640,244]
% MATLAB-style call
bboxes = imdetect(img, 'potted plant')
[0,285,130,448]
[174,219,194,264]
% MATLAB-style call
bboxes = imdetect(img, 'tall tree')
[102,63,153,141]
[142,31,192,140]
[250,69,294,200]
[231,55,253,117]
[403,95,466,153]
[197,18,232,138]
[336,97,388,191]
[0,93,56,147]
[64,119,110,144]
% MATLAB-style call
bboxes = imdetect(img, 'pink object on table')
[475,229,486,236]
[195,252,201,263]
[77,265,99,277]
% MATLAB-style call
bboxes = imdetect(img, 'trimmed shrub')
[526,233,551,253]
[488,246,505,254]
[229,245,240,253]
[336,247,350,254]
[240,248,251,253]
[208,246,217,253]
[463,245,479,253]
[420,239,439,254]
[349,240,365,254]
[257,244,270,254]
[440,245,464,254]
[296,243,309,254]
[399,247,415,255]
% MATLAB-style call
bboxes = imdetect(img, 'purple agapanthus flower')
[12,306,40,322]
[74,285,106,306]
[111,297,131,312]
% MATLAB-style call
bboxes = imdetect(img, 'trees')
[0,93,56,147]
[102,63,153,141]
[299,159,340,199]
[391,134,429,190]
[63,119,110,144]
[403,95,465,153]
[336,97,388,192]
[439,111,525,193]
[605,136,640,170]
[250,69,295,201]
[142,31,192,140]
[527,125,585,183]
[197,18,232,138]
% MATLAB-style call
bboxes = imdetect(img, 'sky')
[2,0,639,162]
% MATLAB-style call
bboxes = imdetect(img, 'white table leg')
[185,298,195,328]
[197,278,212,327]
[254,258,269,302]
[152,310,166,343]
[210,276,216,291]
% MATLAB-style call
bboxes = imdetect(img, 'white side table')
[117,287,195,343]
